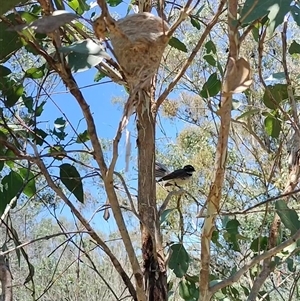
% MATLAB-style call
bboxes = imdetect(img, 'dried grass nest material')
[109,12,170,86]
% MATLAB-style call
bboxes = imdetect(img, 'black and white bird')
[155,162,170,178]
[157,164,196,187]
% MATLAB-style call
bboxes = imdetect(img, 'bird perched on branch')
[157,165,196,187]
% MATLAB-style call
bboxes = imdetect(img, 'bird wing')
[155,162,169,178]
[158,169,186,182]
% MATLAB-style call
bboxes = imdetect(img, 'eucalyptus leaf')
[59,163,84,203]
[169,37,187,53]
[59,39,110,57]
[168,244,190,278]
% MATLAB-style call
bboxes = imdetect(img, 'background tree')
[1,0,300,301]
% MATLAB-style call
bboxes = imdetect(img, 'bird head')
[183,165,195,173]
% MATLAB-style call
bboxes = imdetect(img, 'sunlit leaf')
[25,66,45,79]
[59,39,110,57]
[59,163,84,203]
[67,0,89,14]
[240,0,293,33]
[169,37,187,53]
[264,115,281,138]
[66,52,108,73]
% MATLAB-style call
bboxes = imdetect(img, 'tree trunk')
[137,88,167,301]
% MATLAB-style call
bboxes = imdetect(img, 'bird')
[155,162,170,178]
[157,164,196,187]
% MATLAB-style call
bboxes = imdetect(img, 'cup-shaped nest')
[110,13,169,87]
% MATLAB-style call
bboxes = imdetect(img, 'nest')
[109,13,169,88]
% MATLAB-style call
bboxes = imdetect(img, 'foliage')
[1,0,300,301]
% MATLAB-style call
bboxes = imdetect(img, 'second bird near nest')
[155,162,196,188]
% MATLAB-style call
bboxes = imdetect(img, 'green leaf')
[160,208,175,225]
[0,149,4,172]
[54,0,65,9]
[168,37,187,53]
[32,128,48,146]
[276,200,300,235]
[94,71,107,82]
[240,0,293,33]
[25,66,45,79]
[204,41,217,54]
[250,236,268,252]
[291,5,300,27]
[179,279,199,301]
[54,117,67,131]
[1,171,24,214]
[76,130,90,143]
[66,52,108,73]
[224,219,241,252]
[4,149,16,168]
[289,40,300,55]
[265,72,285,81]
[226,219,240,235]
[59,163,84,203]
[3,81,24,107]
[190,16,200,30]
[35,100,46,117]
[263,84,288,109]
[236,108,260,120]
[264,115,281,138]
[59,39,110,56]
[200,73,221,98]
[0,14,23,62]
[203,54,216,67]
[19,168,36,198]
[49,145,66,160]
[168,244,190,278]
[0,65,12,77]
[107,0,123,7]
[68,0,89,15]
